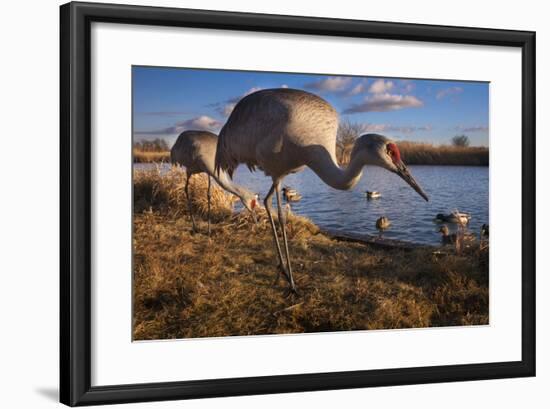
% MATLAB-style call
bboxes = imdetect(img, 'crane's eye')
[386,143,401,163]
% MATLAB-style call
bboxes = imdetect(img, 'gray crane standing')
[215,88,428,294]
[171,130,258,236]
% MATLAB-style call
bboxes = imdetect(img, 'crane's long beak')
[395,161,429,201]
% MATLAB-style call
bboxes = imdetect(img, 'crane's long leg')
[185,173,197,234]
[207,174,212,237]
[264,183,290,285]
[275,182,297,294]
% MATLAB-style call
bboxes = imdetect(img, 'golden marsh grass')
[132,168,489,340]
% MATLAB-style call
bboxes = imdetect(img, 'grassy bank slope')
[133,167,489,340]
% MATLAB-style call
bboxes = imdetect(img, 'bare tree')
[336,119,363,164]
[451,134,470,147]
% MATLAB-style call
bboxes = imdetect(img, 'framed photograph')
[60,1,536,406]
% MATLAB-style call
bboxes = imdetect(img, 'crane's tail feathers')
[169,149,178,166]
[214,129,238,179]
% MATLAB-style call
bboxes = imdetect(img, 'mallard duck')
[479,223,489,250]
[481,223,489,238]
[438,225,458,245]
[366,191,381,199]
[434,211,471,225]
[376,216,391,230]
[282,187,302,202]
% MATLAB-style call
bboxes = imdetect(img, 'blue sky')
[133,66,489,146]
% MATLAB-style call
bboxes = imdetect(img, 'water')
[136,164,489,246]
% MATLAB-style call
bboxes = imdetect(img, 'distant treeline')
[134,138,169,152]
[133,138,171,163]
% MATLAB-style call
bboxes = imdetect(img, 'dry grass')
[133,168,489,340]
[134,165,234,220]
[396,142,489,166]
[133,150,171,163]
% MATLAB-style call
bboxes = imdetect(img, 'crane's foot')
[272,263,288,285]
[283,285,300,298]
[190,220,198,235]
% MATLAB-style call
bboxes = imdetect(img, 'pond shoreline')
[322,228,431,250]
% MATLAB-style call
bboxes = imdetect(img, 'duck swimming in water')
[479,223,489,250]
[480,223,489,238]
[438,225,458,245]
[366,191,381,199]
[376,216,391,231]
[434,211,471,225]
[282,187,302,202]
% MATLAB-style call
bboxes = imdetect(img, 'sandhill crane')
[171,130,258,236]
[215,88,428,293]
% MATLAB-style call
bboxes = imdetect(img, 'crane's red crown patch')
[387,143,401,163]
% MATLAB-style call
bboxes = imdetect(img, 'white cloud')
[402,81,415,93]
[436,86,463,100]
[391,124,432,134]
[368,79,394,94]
[455,125,488,132]
[304,76,352,92]
[134,115,222,136]
[217,86,263,116]
[243,86,263,97]
[343,93,424,113]
[361,123,390,133]
[221,102,237,117]
[359,123,432,134]
[179,115,222,131]
[281,84,289,88]
[346,80,368,96]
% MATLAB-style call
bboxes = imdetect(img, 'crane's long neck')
[209,167,252,202]
[305,146,365,190]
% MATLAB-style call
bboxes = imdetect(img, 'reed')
[396,141,489,166]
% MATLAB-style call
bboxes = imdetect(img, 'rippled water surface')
[136,164,489,246]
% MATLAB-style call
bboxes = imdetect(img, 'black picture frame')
[60,1,536,406]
